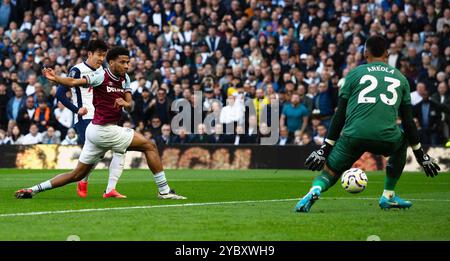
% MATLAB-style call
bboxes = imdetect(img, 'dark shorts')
[74,119,92,145]
[326,134,408,174]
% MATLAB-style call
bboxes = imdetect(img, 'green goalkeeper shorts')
[326,134,408,175]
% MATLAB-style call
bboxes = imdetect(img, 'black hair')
[106,46,129,62]
[86,40,108,53]
[365,35,387,58]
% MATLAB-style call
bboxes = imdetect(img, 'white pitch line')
[0,198,298,218]
[1,197,450,218]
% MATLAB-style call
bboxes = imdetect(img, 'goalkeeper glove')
[413,147,441,177]
[304,141,334,171]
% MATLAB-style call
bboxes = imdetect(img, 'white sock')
[82,161,98,182]
[30,180,52,194]
[383,190,395,199]
[106,152,125,193]
[153,171,170,194]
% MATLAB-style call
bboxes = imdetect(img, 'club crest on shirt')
[69,70,77,78]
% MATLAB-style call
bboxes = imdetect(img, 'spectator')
[33,98,52,133]
[205,26,225,54]
[41,126,61,144]
[0,128,5,144]
[0,82,9,129]
[252,88,270,123]
[142,130,155,143]
[277,126,292,146]
[232,125,247,145]
[173,128,191,144]
[313,82,334,127]
[53,101,73,139]
[25,74,38,96]
[0,0,18,29]
[131,87,152,124]
[281,93,309,136]
[202,86,215,112]
[2,125,22,145]
[190,124,213,144]
[6,84,26,121]
[61,128,78,145]
[413,91,441,145]
[155,124,174,147]
[436,9,450,32]
[148,116,162,138]
[313,124,328,146]
[298,132,315,149]
[246,115,259,144]
[430,82,450,144]
[16,96,35,135]
[387,43,402,68]
[149,88,172,125]
[211,124,231,144]
[220,92,245,127]
[293,130,303,145]
[20,123,42,145]
[411,82,427,106]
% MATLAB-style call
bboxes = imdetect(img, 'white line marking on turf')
[0,198,298,218]
[1,197,450,218]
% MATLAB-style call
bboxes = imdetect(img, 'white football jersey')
[68,62,104,123]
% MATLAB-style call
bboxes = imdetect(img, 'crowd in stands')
[0,0,449,147]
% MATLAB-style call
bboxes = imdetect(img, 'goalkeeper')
[296,35,441,212]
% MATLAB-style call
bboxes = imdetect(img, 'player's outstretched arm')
[399,104,441,177]
[305,98,348,171]
[42,68,88,87]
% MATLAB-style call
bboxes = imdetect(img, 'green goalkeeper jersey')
[339,61,411,142]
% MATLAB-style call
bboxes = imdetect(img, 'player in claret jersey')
[295,35,440,212]
[56,39,127,198]
[16,47,186,200]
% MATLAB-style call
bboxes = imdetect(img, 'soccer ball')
[341,168,368,193]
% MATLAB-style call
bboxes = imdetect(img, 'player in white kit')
[56,40,127,198]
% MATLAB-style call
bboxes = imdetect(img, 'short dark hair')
[365,35,387,58]
[106,46,129,62]
[86,40,108,53]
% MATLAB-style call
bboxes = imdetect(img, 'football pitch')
[0,169,449,241]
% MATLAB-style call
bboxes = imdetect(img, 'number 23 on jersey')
[358,75,401,105]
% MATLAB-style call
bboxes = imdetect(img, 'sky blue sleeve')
[84,70,104,87]
[124,74,132,92]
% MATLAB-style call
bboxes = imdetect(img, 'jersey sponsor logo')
[367,65,395,74]
[106,86,125,93]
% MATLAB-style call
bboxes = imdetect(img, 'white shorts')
[79,123,134,165]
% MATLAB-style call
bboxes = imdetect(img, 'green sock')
[384,142,406,191]
[384,166,400,191]
[312,171,339,192]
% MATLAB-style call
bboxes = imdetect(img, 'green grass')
[0,169,449,241]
